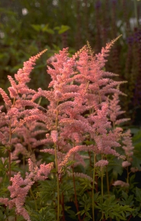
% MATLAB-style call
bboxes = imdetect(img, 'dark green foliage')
[95,194,133,221]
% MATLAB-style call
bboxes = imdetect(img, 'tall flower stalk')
[92,153,96,221]
[51,110,60,221]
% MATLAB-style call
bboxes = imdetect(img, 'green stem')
[61,192,65,221]
[8,120,12,181]
[54,107,60,221]
[92,153,96,221]
[54,143,60,221]
[8,149,11,181]
[101,168,103,199]
[72,165,81,221]
[101,167,105,220]
[101,155,104,200]
[106,166,109,195]
[30,188,37,211]
[126,167,129,184]
[101,159,104,220]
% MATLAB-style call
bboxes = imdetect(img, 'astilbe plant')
[0,37,135,221]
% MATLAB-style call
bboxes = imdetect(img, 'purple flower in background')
[126,29,141,45]
[95,0,101,9]
[133,81,141,106]
[126,36,134,45]
[134,30,141,42]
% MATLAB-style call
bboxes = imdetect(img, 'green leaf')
[135,187,141,202]
[41,24,54,34]
[31,24,42,32]
[54,25,70,34]
[122,191,128,200]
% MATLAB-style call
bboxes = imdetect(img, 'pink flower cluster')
[0,38,134,220]
[0,172,33,221]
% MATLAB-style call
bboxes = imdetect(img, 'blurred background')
[0,0,141,126]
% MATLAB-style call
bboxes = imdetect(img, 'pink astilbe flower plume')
[14,49,47,85]
[0,88,12,108]
[0,172,33,221]
[39,37,134,180]
[0,159,53,221]
[28,158,53,181]
[0,49,48,163]
[113,180,129,187]
[0,37,135,220]
[96,35,122,69]
[95,159,109,167]
[121,129,134,167]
